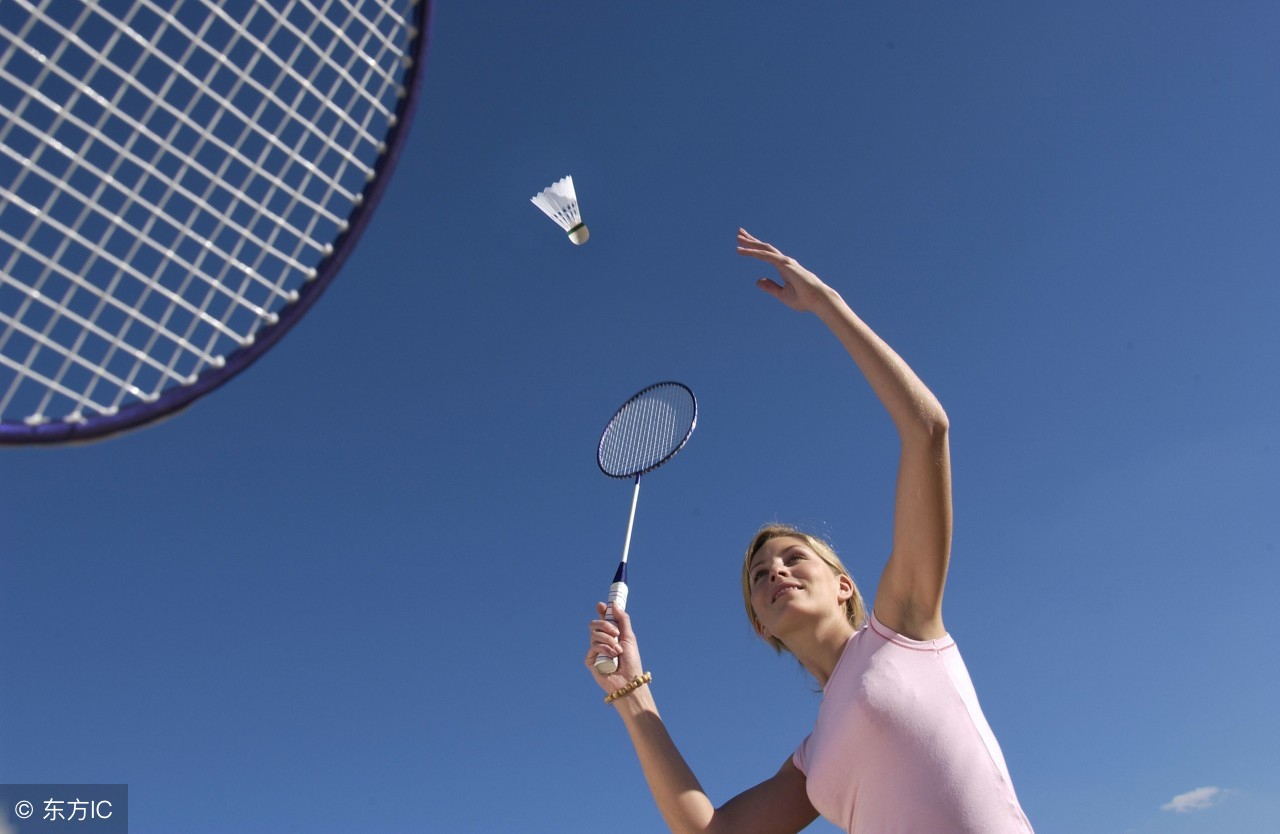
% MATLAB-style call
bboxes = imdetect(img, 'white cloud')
[1161,786,1228,813]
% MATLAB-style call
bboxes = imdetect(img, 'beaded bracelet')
[604,671,652,704]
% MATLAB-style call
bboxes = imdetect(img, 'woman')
[585,229,1034,833]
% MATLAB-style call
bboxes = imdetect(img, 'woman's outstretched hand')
[737,228,832,313]
[585,601,646,697]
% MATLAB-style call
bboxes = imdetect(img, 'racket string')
[0,0,419,426]
[600,385,697,477]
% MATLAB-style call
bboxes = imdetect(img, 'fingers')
[585,642,621,672]
[611,599,633,637]
[737,228,786,263]
[756,277,785,298]
[738,227,774,248]
[587,605,623,667]
[737,245,786,264]
[589,611,620,642]
[584,644,616,670]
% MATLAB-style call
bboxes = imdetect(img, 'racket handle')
[593,580,629,675]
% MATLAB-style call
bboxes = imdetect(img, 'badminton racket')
[0,0,431,444]
[594,381,697,674]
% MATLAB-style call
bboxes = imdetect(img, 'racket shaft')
[619,477,641,563]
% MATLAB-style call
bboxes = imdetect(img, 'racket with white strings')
[594,381,697,674]
[0,0,431,444]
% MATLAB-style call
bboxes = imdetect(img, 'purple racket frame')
[0,1,434,445]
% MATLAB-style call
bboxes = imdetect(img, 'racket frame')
[0,0,435,445]
[596,381,698,480]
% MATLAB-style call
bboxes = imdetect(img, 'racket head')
[0,0,433,444]
[597,381,697,480]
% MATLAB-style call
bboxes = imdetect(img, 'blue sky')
[3,1,1279,832]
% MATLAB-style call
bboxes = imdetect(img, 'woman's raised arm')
[738,229,952,641]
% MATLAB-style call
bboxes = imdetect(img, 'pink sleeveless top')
[792,613,1034,833]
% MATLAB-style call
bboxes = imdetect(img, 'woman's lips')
[771,583,801,603]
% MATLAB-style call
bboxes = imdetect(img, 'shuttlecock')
[530,175,589,244]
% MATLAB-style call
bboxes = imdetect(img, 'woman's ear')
[836,573,855,602]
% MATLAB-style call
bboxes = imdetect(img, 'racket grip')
[593,580,629,675]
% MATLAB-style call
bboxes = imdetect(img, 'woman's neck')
[785,618,857,687]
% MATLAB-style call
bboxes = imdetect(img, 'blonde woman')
[585,229,1033,833]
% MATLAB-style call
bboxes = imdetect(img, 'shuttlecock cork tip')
[568,224,589,245]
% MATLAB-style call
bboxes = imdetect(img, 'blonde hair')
[742,523,867,654]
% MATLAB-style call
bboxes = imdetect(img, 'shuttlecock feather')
[530,175,589,244]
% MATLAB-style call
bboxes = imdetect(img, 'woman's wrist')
[611,677,659,719]
[604,671,652,704]
[810,284,849,321]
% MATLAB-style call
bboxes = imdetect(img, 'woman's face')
[747,536,852,640]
